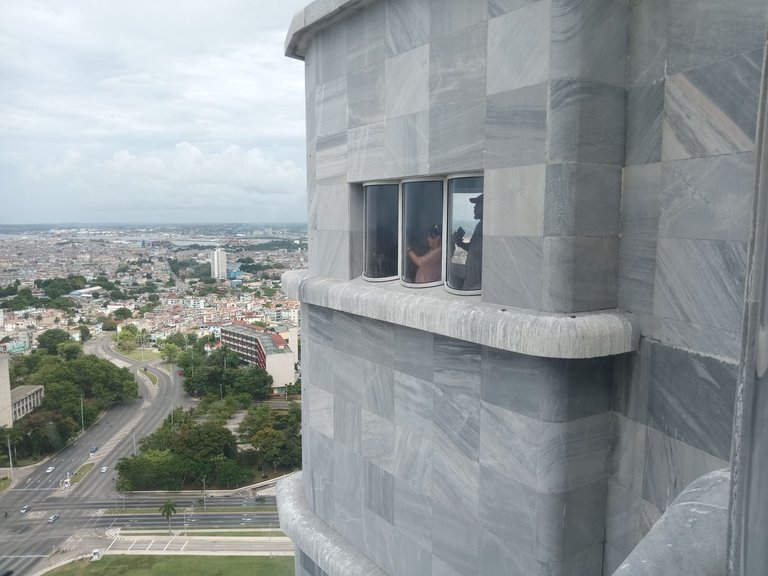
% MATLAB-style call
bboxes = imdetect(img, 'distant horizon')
[0,221,307,229]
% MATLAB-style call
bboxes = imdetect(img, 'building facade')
[278,1,767,576]
[211,248,227,280]
[219,324,295,393]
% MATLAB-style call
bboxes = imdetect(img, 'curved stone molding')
[286,0,377,59]
[613,468,730,576]
[282,270,638,358]
[277,471,388,576]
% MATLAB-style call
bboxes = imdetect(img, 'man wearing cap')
[453,194,483,290]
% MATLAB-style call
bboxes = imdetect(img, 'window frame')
[362,180,399,282]
[445,173,484,296]
[399,178,447,289]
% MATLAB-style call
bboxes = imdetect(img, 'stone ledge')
[276,471,387,576]
[282,270,638,359]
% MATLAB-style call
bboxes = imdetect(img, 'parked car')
[47,513,60,523]
[45,466,55,474]
[20,505,30,514]
[100,466,108,473]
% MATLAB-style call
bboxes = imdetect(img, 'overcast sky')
[0,0,310,225]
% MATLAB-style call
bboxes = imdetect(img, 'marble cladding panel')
[534,479,608,562]
[479,401,539,487]
[484,164,546,237]
[431,555,470,576]
[385,45,430,118]
[363,359,395,421]
[621,163,662,239]
[428,99,486,173]
[429,0,487,39]
[663,50,762,161]
[627,0,668,86]
[550,0,629,88]
[537,544,604,576]
[666,0,767,75]
[485,84,548,169]
[626,81,663,165]
[542,236,619,313]
[346,1,387,71]
[315,132,347,182]
[647,340,738,461]
[603,544,625,576]
[612,341,651,424]
[311,20,348,85]
[433,336,481,396]
[660,317,741,364]
[429,23,487,109]
[394,476,433,550]
[362,506,395,574]
[313,230,352,279]
[384,111,429,178]
[543,163,621,236]
[385,0,430,57]
[654,238,747,333]
[394,371,435,439]
[350,229,364,280]
[315,78,348,138]
[641,426,729,512]
[362,408,395,473]
[305,338,334,394]
[306,384,335,439]
[364,460,395,524]
[348,122,386,182]
[482,235,544,310]
[537,413,610,494]
[547,79,626,166]
[316,180,349,232]
[394,324,434,381]
[331,347,364,405]
[334,396,361,454]
[431,445,481,576]
[308,431,335,519]
[487,0,550,95]
[479,464,537,553]
[394,426,433,491]
[433,385,481,461]
[618,237,657,315]
[479,530,537,575]
[659,153,755,242]
[331,443,364,548]
[348,63,386,129]
[604,478,661,559]
[608,412,647,493]
[306,304,334,348]
[361,316,396,366]
[395,533,432,576]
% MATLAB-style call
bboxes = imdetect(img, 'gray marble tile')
[484,164,546,237]
[313,229,353,279]
[664,51,762,161]
[315,132,347,182]
[548,79,626,166]
[543,163,621,236]
[346,1,387,71]
[434,336,482,396]
[536,543,605,576]
[608,413,646,493]
[537,413,610,493]
[364,460,394,524]
[394,325,434,381]
[481,348,547,418]
[394,370,434,440]
[543,236,619,313]
[361,316,395,366]
[660,318,741,364]
[315,78,347,138]
[316,180,349,232]
[394,532,432,576]
[434,387,480,461]
[429,23,487,108]
[659,153,755,242]
[363,359,395,421]
[628,0,668,86]
[534,479,608,562]
[621,162,661,239]
[332,310,363,356]
[430,555,472,576]
[612,340,651,424]
[654,238,747,333]
[331,444,363,547]
[642,426,729,512]
[348,122,386,182]
[385,44,429,118]
[666,0,766,75]
[394,476,433,549]
[618,237,657,314]
[479,401,539,488]
[550,0,629,88]
[432,498,480,576]
[306,383,334,439]
[311,20,348,85]
[487,1,550,95]
[334,396,361,453]
[305,340,335,394]
[385,0,430,57]
[485,84,548,169]
[429,99,486,173]
[479,529,537,575]
[647,341,738,461]
[626,80,663,165]
[429,0,487,39]
[384,111,429,178]
[603,543,626,576]
[482,236,544,310]
[605,478,661,557]
[362,506,395,573]
[307,304,334,347]
[362,408,395,473]
[348,63,385,129]
[394,427,433,491]
[479,464,536,552]
[331,348,364,405]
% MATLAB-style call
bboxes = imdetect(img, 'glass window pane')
[447,176,483,292]
[364,184,398,280]
[402,180,444,285]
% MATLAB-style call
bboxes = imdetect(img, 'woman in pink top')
[407,225,442,283]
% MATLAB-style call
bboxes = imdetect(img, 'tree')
[37,329,71,355]
[113,307,133,320]
[159,499,177,533]
[57,341,83,361]
[79,325,92,342]
[161,342,180,365]
[233,366,273,400]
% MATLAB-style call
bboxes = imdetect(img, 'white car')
[100,466,108,473]
[20,505,30,514]
[47,513,60,523]
[45,466,55,474]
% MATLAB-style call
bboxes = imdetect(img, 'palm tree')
[159,499,177,534]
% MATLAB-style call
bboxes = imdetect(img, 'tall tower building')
[0,353,12,428]
[278,2,767,576]
[210,248,227,280]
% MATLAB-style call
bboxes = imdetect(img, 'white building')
[211,248,227,280]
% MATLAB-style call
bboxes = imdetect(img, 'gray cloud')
[0,0,309,224]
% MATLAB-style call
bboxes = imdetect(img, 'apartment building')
[219,323,294,394]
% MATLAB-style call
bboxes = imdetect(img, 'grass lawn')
[0,476,9,492]
[71,462,95,484]
[122,348,161,362]
[47,555,294,576]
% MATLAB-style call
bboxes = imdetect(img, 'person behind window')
[407,225,442,283]
[453,194,483,290]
